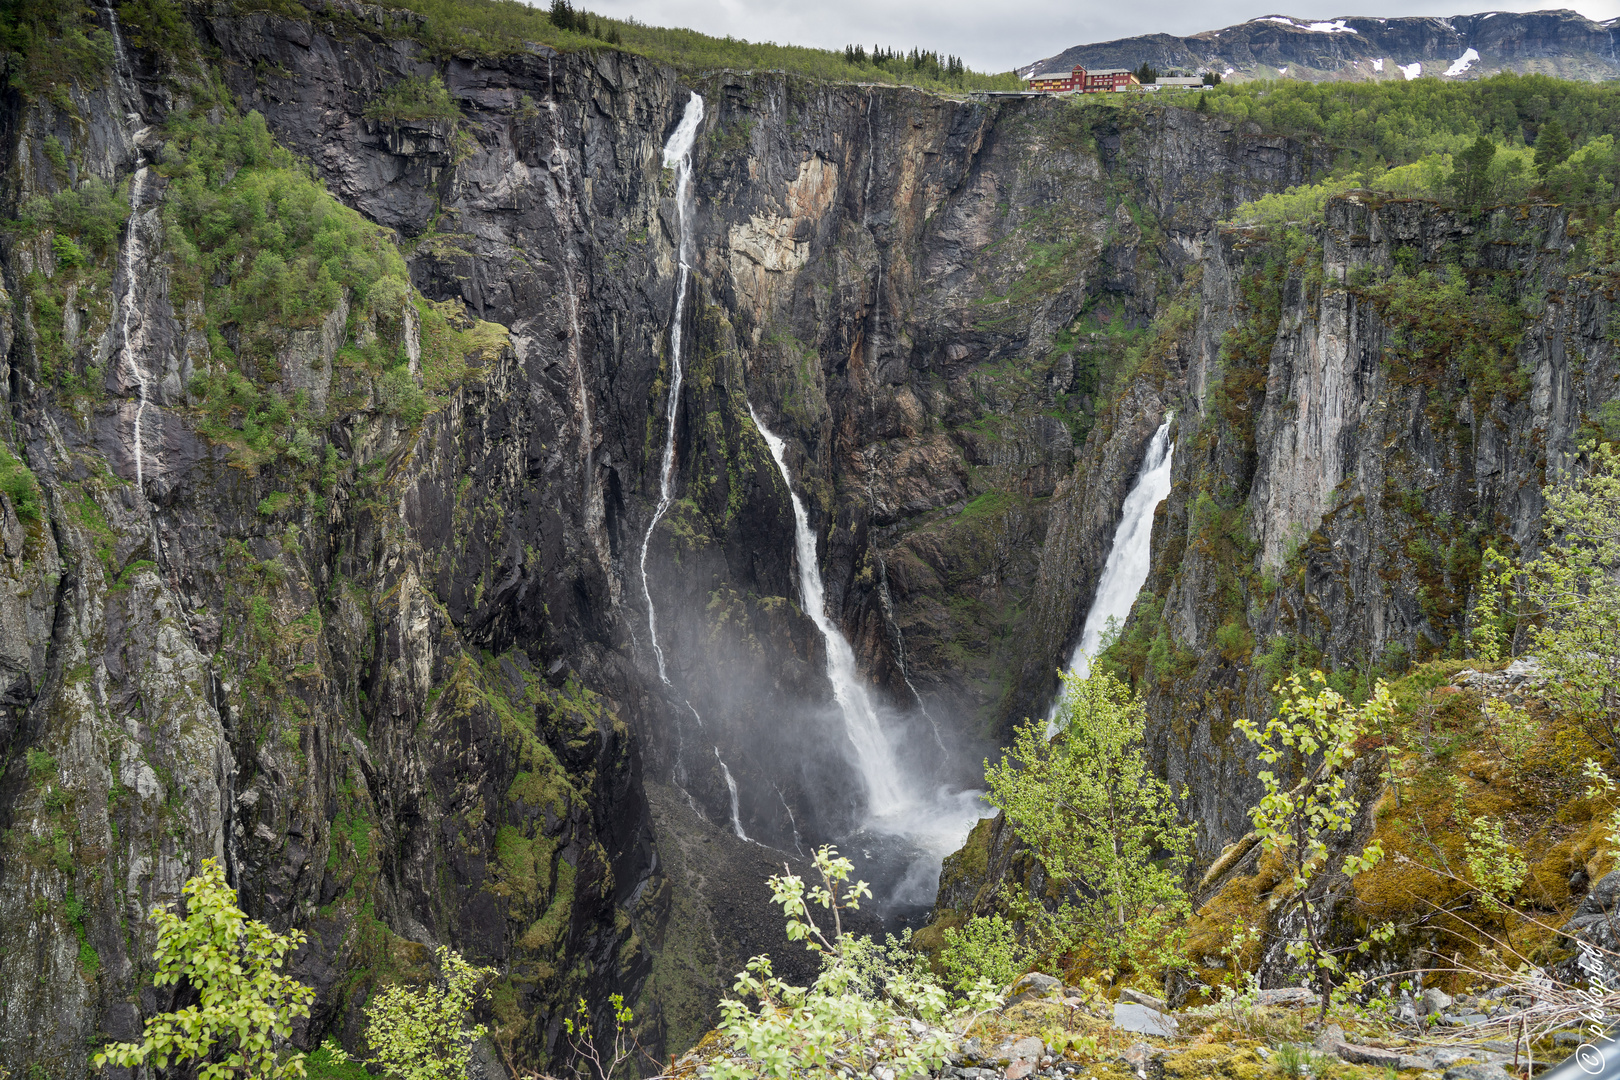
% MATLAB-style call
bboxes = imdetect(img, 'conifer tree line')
[842,44,969,84]
[548,0,621,45]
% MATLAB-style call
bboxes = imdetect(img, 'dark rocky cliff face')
[1031,10,1620,84]
[1140,194,1618,855]
[0,2,1341,1073]
[927,190,1620,944]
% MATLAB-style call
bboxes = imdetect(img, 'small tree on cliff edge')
[95,858,314,1079]
[985,668,1194,979]
[327,945,496,1080]
[1236,673,1396,1020]
[1474,439,1620,758]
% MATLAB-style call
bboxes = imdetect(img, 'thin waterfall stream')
[119,168,152,492]
[638,90,704,689]
[637,92,754,839]
[1049,419,1175,732]
[107,5,155,494]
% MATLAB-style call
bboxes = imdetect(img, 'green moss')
[25,748,57,787]
[494,824,559,907]
[303,1045,371,1080]
[518,859,575,950]
[257,492,294,516]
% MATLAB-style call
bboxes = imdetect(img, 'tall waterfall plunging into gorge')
[748,406,908,816]
[639,91,704,688]
[1050,420,1175,730]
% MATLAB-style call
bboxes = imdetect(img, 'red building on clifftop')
[1026,65,1142,93]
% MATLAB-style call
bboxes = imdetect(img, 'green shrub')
[325,946,495,1080]
[0,441,42,525]
[25,748,57,787]
[363,74,461,122]
[50,234,84,270]
[42,135,67,172]
[0,0,114,105]
[378,368,428,426]
[257,492,294,517]
[938,914,1028,995]
[708,846,1002,1080]
[12,176,128,258]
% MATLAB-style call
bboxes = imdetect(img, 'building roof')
[1087,68,1136,76]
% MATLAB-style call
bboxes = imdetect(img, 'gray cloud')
[586,0,1620,74]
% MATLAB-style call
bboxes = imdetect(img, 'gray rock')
[1118,1043,1166,1080]
[1442,1064,1513,1080]
[1314,1024,1346,1053]
[1256,987,1316,1006]
[1334,1042,1404,1067]
[1113,1003,1178,1037]
[1008,1037,1045,1062]
[1420,988,1454,1016]
[1441,1013,1489,1026]
[1119,987,1167,1011]
[1012,973,1063,998]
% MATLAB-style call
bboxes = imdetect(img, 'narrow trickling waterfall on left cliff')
[0,4,1361,1071]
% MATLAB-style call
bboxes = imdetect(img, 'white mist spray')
[1049,419,1175,733]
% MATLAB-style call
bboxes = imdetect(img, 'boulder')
[1256,987,1315,1006]
[1119,987,1167,1011]
[1012,972,1063,998]
[1561,869,1620,984]
[1442,1064,1513,1080]
[1114,1003,1178,1037]
[1419,988,1453,1016]
[1008,1037,1045,1062]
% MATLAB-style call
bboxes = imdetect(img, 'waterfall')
[638,90,704,687]
[104,3,157,496]
[748,405,907,817]
[1049,420,1175,731]
[715,748,750,841]
[120,168,151,491]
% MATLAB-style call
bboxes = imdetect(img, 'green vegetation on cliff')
[1215,73,1620,252]
[217,0,1023,91]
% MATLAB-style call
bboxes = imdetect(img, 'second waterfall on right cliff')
[1049,419,1175,733]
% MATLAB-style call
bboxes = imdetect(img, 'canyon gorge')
[1,4,1616,1077]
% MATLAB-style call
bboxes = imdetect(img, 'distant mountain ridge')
[1023,9,1620,84]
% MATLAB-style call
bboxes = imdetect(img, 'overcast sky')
[586,0,1620,73]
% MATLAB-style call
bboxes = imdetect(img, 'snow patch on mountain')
[1444,47,1480,76]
